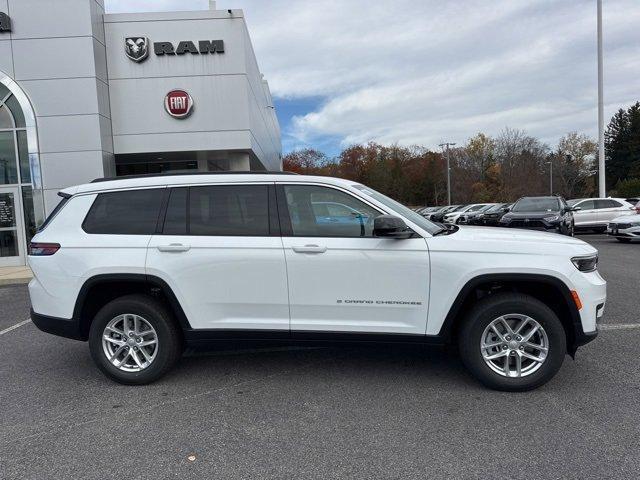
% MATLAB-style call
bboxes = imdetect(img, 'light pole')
[546,160,553,195]
[597,0,606,197]
[439,142,456,205]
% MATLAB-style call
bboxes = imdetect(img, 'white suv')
[28,173,606,391]
[568,197,638,232]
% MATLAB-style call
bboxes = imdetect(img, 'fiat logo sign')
[164,90,193,118]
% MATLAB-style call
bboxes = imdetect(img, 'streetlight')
[597,0,606,197]
[545,160,553,195]
[439,142,456,205]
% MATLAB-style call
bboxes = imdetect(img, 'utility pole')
[597,0,606,197]
[439,142,456,205]
[546,161,553,195]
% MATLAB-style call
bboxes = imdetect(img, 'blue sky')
[105,0,640,157]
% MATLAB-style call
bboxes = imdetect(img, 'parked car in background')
[469,203,511,226]
[443,204,490,224]
[567,198,637,233]
[500,196,576,236]
[430,205,463,223]
[607,215,640,243]
[625,197,639,206]
[418,206,441,218]
[457,204,497,225]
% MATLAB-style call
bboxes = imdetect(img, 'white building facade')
[0,0,281,266]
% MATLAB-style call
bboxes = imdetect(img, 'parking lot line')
[0,319,31,336]
[599,323,640,331]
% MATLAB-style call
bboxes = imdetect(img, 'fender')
[436,272,586,349]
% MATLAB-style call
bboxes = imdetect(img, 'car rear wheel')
[458,293,566,391]
[89,294,182,385]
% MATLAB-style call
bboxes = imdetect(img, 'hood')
[610,214,640,223]
[429,225,595,256]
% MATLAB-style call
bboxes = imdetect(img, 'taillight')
[636,206,640,214]
[29,242,60,256]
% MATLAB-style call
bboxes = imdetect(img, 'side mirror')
[572,206,581,212]
[373,215,413,239]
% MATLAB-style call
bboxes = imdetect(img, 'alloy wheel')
[102,314,158,372]
[480,314,549,378]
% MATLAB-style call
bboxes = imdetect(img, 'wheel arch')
[73,274,191,340]
[438,273,582,352]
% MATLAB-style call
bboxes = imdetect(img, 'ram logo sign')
[124,37,149,63]
[0,12,11,32]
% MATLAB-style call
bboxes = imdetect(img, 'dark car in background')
[457,203,497,225]
[499,196,576,236]
[430,204,464,223]
[468,203,511,226]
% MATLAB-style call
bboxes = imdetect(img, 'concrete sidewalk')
[0,266,32,286]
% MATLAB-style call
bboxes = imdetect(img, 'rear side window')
[596,199,622,208]
[189,185,269,236]
[83,188,164,235]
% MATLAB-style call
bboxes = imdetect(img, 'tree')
[605,102,640,187]
[552,132,597,198]
[283,148,330,174]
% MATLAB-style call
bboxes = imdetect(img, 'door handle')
[157,243,191,253]
[292,244,327,254]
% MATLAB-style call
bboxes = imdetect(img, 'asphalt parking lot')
[1,234,639,479]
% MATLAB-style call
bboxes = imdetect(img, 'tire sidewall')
[89,296,179,385]
[459,295,567,391]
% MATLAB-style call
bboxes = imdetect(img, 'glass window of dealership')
[0,1,281,266]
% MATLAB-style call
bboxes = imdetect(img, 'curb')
[0,277,32,287]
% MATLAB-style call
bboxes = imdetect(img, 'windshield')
[512,197,560,213]
[353,184,442,234]
[486,203,507,213]
[567,199,584,206]
[466,204,488,212]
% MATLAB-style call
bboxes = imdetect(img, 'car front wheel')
[89,294,182,385]
[458,293,567,391]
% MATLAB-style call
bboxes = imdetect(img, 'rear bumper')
[30,308,84,341]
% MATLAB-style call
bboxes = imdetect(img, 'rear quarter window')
[82,188,165,235]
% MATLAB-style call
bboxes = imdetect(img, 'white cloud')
[107,0,640,150]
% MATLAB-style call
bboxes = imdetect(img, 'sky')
[105,0,640,157]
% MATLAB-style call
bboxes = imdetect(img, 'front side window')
[83,188,164,235]
[283,185,381,237]
[578,200,595,210]
[189,185,269,236]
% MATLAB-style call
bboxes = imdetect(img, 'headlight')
[572,254,598,272]
[544,215,560,221]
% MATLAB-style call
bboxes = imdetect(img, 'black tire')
[458,293,567,392]
[616,237,632,243]
[88,294,182,385]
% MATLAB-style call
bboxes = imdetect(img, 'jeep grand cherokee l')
[28,173,606,391]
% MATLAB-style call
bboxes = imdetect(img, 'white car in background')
[607,215,640,243]
[442,203,490,224]
[567,198,638,232]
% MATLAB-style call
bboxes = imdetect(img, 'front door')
[278,184,430,335]
[0,186,25,267]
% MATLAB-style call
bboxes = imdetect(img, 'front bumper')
[607,222,640,238]
[500,219,561,231]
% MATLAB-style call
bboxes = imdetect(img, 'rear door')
[596,199,627,224]
[277,183,430,335]
[146,183,289,331]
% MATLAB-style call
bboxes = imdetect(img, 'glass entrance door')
[0,186,25,267]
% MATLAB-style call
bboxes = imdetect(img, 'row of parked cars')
[415,196,640,241]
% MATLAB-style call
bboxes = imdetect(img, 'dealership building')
[0,0,281,266]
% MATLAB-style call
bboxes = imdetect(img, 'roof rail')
[90,171,297,183]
